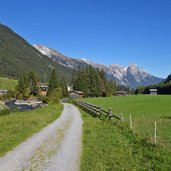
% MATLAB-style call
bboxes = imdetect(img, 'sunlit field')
[80,95,171,170]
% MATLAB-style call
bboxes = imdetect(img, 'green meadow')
[0,77,18,90]
[0,103,63,156]
[80,95,171,170]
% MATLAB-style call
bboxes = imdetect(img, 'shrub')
[37,96,49,104]
[0,108,10,116]
[48,88,62,103]
[0,101,11,116]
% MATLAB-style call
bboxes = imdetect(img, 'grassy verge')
[80,109,171,170]
[0,103,63,156]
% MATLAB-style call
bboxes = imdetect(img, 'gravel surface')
[0,103,83,171]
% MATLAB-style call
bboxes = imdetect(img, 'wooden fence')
[76,100,120,120]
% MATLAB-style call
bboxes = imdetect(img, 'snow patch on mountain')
[34,45,88,69]
[33,44,52,57]
[81,60,163,88]
[34,45,163,88]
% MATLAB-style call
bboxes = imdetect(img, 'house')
[150,88,157,95]
[67,86,73,92]
[69,91,84,99]
[38,86,48,96]
[115,91,128,96]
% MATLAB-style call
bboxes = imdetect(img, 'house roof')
[73,91,84,95]
[150,89,157,91]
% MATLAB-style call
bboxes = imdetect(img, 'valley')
[0,13,170,171]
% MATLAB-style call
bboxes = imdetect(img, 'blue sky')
[0,0,171,78]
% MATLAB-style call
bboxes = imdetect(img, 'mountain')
[34,44,163,88]
[0,23,73,82]
[33,45,88,69]
[0,23,162,88]
[81,59,163,88]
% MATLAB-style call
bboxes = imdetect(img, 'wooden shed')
[115,91,128,96]
[69,91,84,99]
[150,89,157,95]
[39,86,48,96]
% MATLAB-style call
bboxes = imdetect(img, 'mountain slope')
[33,45,88,69]
[34,44,163,88]
[81,59,163,88]
[0,23,73,82]
[0,23,162,88]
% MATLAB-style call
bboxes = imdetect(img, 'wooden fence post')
[129,114,132,129]
[108,107,112,119]
[120,112,124,122]
[154,121,157,144]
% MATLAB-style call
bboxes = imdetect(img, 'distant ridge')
[0,22,163,88]
[33,44,88,69]
[81,59,163,88]
[34,44,163,88]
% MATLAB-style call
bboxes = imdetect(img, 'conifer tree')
[60,77,68,97]
[28,70,39,96]
[106,80,116,96]
[48,69,59,95]
[73,66,109,97]
[165,74,171,83]
[16,73,30,99]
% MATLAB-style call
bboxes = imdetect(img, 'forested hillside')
[73,66,116,97]
[135,74,171,94]
[0,23,73,82]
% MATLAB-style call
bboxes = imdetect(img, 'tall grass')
[80,95,171,170]
[0,103,63,156]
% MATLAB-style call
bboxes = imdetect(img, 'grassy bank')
[0,103,63,156]
[79,95,171,170]
[0,77,18,90]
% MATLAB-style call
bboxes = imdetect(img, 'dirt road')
[0,103,83,171]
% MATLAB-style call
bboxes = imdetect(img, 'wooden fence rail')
[76,100,120,120]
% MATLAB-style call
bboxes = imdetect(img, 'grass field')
[0,103,63,156]
[79,95,171,170]
[0,77,18,90]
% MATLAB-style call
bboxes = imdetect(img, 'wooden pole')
[3,81,4,90]
[120,112,124,122]
[154,121,157,144]
[130,114,132,129]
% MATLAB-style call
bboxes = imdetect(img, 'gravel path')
[0,103,83,171]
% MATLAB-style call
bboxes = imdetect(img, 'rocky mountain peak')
[34,44,88,69]
[34,44,163,88]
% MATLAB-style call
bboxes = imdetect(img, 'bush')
[1,89,16,100]
[0,101,11,116]
[0,108,10,116]
[48,88,62,103]
[6,89,15,99]
[37,96,49,104]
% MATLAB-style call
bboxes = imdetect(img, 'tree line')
[135,74,171,94]
[2,69,68,103]
[12,66,116,100]
[73,66,116,97]
[2,66,131,102]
